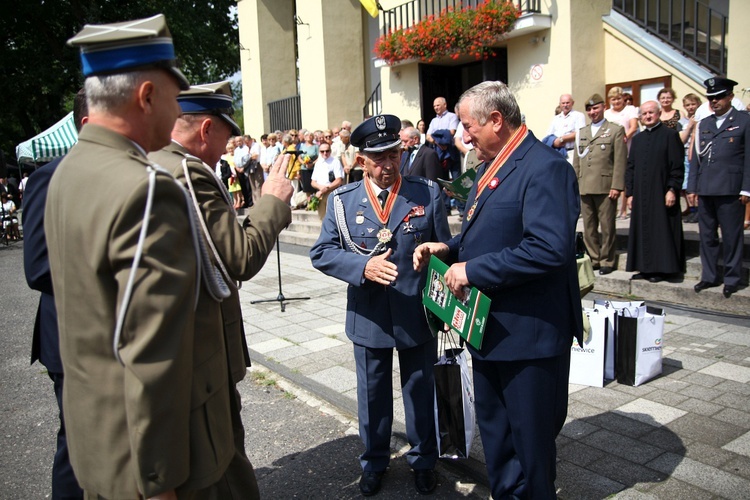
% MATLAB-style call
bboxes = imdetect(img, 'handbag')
[433,330,475,459]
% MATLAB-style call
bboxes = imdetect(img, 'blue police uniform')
[310,115,450,488]
[311,175,450,469]
[688,77,750,293]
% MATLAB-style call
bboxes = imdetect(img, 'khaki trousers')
[580,193,617,268]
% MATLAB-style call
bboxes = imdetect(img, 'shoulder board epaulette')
[333,182,360,196]
[403,176,434,188]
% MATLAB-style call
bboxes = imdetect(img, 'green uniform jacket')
[149,141,292,384]
[573,119,627,195]
[45,124,229,497]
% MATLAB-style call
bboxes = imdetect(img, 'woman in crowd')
[223,140,244,210]
[658,88,681,129]
[416,119,427,145]
[679,93,701,222]
[605,86,640,219]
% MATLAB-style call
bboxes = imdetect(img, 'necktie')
[378,190,389,209]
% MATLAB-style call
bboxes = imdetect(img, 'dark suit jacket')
[688,108,750,195]
[401,145,443,182]
[447,131,583,361]
[23,158,63,373]
[310,176,451,350]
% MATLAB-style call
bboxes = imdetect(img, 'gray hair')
[457,81,522,129]
[405,127,420,140]
[282,133,293,146]
[84,71,151,113]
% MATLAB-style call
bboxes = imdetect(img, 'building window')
[606,76,672,106]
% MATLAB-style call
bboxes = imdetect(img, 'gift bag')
[577,254,596,298]
[616,306,665,386]
[434,346,475,459]
[570,307,616,387]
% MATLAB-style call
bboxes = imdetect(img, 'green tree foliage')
[0,0,240,167]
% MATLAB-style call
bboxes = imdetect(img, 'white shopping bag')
[570,307,616,387]
[616,307,665,386]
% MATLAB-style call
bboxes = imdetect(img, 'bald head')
[559,94,574,115]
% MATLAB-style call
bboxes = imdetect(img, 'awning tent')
[15,112,77,165]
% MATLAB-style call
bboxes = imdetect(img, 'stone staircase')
[275,208,750,316]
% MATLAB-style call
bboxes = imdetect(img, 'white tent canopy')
[15,112,77,165]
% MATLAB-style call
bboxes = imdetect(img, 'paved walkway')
[240,243,750,499]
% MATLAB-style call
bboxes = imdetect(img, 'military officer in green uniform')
[149,81,293,498]
[45,15,240,499]
[573,93,628,275]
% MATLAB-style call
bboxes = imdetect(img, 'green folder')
[422,255,490,350]
[437,168,477,202]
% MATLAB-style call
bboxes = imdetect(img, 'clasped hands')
[363,243,470,298]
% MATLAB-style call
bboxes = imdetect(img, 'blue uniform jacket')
[310,176,451,350]
[23,158,64,373]
[447,131,583,361]
[688,108,750,196]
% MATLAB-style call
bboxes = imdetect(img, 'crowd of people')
[12,10,749,500]
[553,78,749,296]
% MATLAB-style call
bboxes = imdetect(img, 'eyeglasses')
[320,149,331,153]
[706,94,729,101]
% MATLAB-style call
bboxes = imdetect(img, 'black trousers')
[49,371,83,500]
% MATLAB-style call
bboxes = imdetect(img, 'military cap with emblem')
[585,93,605,110]
[178,81,241,136]
[351,114,402,152]
[67,14,190,90]
[704,76,737,98]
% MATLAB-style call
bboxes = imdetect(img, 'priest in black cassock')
[625,100,686,282]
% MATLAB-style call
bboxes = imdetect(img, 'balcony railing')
[613,0,727,75]
[381,0,541,37]
[363,82,382,119]
[268,95,302,132]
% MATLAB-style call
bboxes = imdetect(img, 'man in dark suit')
[688,77,750,298]
[310,115,450,496]
[414,81,583,499]
[23,90,87,500]
[399,126,442,181]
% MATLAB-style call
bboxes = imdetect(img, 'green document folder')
[437,168,477,202]
[422,255,490,350]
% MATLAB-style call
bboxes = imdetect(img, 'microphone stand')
[251,237,309,312]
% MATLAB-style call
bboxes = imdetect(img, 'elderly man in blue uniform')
[310,114,450,496]
[414,81,583,499]
[688,77,750,298]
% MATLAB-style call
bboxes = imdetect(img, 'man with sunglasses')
[688,77,750,298]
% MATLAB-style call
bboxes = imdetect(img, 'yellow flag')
[359,0,380,18]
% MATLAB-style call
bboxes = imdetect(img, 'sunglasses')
[320,149,331,153]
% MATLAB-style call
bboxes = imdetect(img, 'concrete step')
[613,253,750,282]
[593,269,750,315]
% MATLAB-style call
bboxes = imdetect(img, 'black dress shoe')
[694,281,720,293]
[648,275,663,283]
[359,471,384,496]
[631,272,647,280]
[723,285,738,298]
[598,266,613,275]
[414,469,437,495]
[592,264,601,271]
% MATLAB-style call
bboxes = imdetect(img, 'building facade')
[237,0,749,137]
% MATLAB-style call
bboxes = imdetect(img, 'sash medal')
[466,124,528,221]
[363,175,402,244]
